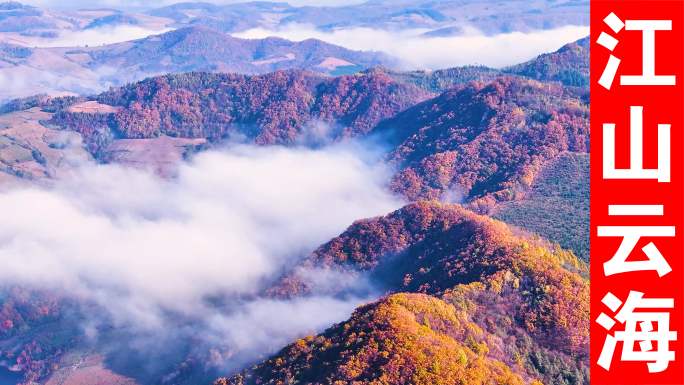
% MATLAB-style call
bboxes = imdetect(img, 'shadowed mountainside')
[372,76,589,212]
[492,152,589,261]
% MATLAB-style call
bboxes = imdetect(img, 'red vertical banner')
[591,1,684,384]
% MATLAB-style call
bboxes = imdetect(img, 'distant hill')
[0,2,170,34]
[367,36,590,93]
[503,36,590,87]
[146,0,588,35]
[0,0,587,40]
[85,13,141,29]
[85,26,402,77]
[0,2,55,32]
[0,27,403,102]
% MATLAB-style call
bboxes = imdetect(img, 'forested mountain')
[83,26,402,77]
[492,152,589,261]
[503,36,590,87]
[0,1,169,34]
[373,76,589,212]
[363,65,503,94]
[0,0,588,44]
[222,202,589,385]
[42,70,433,147]
[219,293,527,385]
[369,36,590,93]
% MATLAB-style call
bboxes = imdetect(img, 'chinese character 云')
[598,204,674,277]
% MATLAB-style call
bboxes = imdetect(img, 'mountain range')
[0,0,590,38]
[146,0,588,36]
[0,25,402,102]
[0,0,590,44]
[0,35,591,256]
[0,0,590,103]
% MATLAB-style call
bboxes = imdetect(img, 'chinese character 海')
[597,291,677,373]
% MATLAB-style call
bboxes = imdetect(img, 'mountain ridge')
[224,201,589,385]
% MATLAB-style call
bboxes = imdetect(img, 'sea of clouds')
[0,141,404,375]
[234,24,591,69]
[0,142,402,327]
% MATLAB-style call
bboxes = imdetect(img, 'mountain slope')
[240,202,589,385]
[217,293,525,385]
[503,36,590,87]
[42,69,433,146]
[85,27,402,77]
[492,152,589,261]
[368,36,590,94]
[371,76,589,211]
[364,65,502,94]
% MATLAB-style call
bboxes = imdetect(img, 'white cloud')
[0,141,404,329]
[234,24,591,69]
[31,25,173,48]
[202,294,371,372]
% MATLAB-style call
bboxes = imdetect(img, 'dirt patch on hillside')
[46,354,139,385]
[106,136,206,178]
[316,57,355,69]
[253,53,295,65]
[0,108,91,179]
[67,101,120,114]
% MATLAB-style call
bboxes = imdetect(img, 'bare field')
[106,136,207,178]
[0,108,92,180]
[67,101,120,114]
[46,354,140,385]
[317,57,355,69]
[0,109,209,184]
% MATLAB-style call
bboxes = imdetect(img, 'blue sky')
[20,0,369,10]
